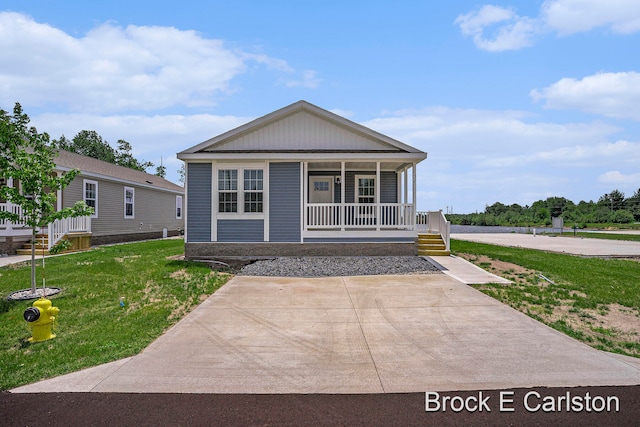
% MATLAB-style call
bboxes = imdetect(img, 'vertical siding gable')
[269,162,301,242]
[186,163,212,242]
[211,111,399,152]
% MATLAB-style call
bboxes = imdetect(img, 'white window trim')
[176,195,183,220]
[124,186,135,219]
[214,163,266,219]
[83,179,98,218]
[354,174,376,204]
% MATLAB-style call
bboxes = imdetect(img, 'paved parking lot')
[453,233,640,256]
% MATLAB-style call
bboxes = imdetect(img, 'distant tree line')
[52,130,167,178]
[447,189,640,228]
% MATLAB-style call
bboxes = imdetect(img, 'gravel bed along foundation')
[238,256,441,277]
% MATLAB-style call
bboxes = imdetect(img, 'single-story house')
[178,100,449,258]
[1,149,184,255]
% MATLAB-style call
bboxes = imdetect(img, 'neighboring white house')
[177,100,442,258]
[1,149,184,255]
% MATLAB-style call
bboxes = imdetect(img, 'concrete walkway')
[12,272,640,394]
[454,233,640,257]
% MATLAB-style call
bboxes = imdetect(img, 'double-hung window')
[356,175,376,204]
[84,179,98,217]
[176,195,183,219]
[243,169,263,213]
[124,187,134,218]
[218,167,263,214]
[218,170,238,213]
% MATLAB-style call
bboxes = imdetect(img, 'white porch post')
[404,166,409,206]
[412,162,417,230]
[56,171,63,212]
[340,161,345,231]
[376,161,380,231]
[301,161,307,242]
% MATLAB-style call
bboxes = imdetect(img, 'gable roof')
[178,101,426,161]
[55,150,183,193]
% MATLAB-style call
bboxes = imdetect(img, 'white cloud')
[455,5,539,52]
[284,70,321,89]
[31,112,252,183]
[598,170,640,185]
[531,72,640,120]
[480,140,640,168]
[0,12,313,113]
[363,106,617,157]
[363,107,627,211]
[457,0,640,51]
[542,0,640,35]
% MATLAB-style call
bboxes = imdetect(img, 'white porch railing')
[416,210,451,251]
[306,203,415,230]
[47,216,91,249]
[0,202,28,235]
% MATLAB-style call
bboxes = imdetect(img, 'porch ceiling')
[307,161,412,171]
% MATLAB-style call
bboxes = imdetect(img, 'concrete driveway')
[13,272,640,394]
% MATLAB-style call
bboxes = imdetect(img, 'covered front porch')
[302,160,417,240]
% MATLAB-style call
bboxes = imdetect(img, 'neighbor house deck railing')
[1,202,91,247]
[306,203,415,230]
[416,210,451,251]
[0,202,28,235]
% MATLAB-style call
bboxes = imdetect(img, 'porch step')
[16,234,50,256]
[14,232,92,256]
[416,233,450,256]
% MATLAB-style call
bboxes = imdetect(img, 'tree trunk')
[30,230,36,294]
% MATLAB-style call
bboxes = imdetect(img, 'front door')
[309,177,333,204]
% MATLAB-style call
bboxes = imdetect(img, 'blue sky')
[2,1,640,212]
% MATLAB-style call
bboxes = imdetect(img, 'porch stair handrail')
[416,210,451,251]
[47,216,92,249]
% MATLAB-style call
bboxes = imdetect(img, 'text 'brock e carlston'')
[425,391,620,413]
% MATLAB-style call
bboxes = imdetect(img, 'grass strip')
[0,239,230,390]
[452,239,640,358]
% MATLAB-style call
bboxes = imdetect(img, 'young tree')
[0,103,93,294]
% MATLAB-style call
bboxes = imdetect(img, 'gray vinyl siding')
[309,171,396,203]
[62,173,184,237]
[217,219,264,242]
[269,162,301,242]
[186,163,212,242]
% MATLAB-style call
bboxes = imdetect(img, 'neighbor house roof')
[55,150,183,193]
[177,100,427,163]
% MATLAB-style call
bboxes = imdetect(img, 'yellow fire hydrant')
[23,298,59,343]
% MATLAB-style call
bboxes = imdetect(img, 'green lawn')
[0,239,230,391]
[452,239,640,357]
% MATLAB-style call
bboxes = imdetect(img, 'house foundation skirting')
[0,236,32,255]
[92,229,182,246]
[185,242,417,259]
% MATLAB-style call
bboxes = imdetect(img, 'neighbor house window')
[83,179,98,217]
[176,195,183,219]
[218,169,238,213]
[243,169,263,213]
[124,187,134,218]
